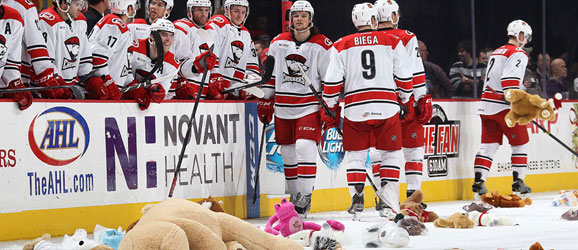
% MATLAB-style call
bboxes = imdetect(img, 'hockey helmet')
[374,0,399,24]
[224,0,250,28]
[187,0,212,26]
[110,0,139,18]
[145,0,174,19]
[352,3,379,30]
[150,18,175,33]
[289,0,314,32]
[507,20,532,44]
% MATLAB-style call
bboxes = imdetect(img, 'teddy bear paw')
[541,109,551,118]
[504,90,513,101]
[505,118,514,127]
[540,101,548,108]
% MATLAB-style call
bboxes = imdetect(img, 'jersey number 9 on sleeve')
[361,50,376,79]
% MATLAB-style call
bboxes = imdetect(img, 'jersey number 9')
[361,50,375,80]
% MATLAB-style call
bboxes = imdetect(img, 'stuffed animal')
[362,221,409,248]
[119,198,302,250]
[397,217,427,236]
[504,89,557,128]
[264,197,323,237]
[552,190,578,207]
[126,196,225,232]
[482,190,532,208]
[529,242,544,250]
[23,230,114,250]
[561,209,578,220]
[467,211,518,227]
[398,189,439,222]
[433,213,475,229]
[288,222,348,250]
[462,202,494,212]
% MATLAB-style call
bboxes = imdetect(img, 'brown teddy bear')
[433,213,475,229]
[399,189,439,222]
[119,198,302,250]
[504,89,556,128]
[23,233,114,250]
[481,190,532,208]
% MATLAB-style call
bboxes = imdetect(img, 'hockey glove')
[175,78,200,100]
[399,97,415,124]
[148,83,166,103]
[193,51,217,73]
[5,79,33,110]
[58,76,74,99]
[103,75,121,100]
[31,68,64,99]
[257,98,274,123]
[321,105,341,130]
[208,73,229,100]
[416,94,433,124]
[123,80,151,110]
[86,76,108,100]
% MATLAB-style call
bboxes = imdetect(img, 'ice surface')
[1,192,577,250]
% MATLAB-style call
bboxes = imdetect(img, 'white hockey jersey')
[205,15,260,86]
[127,39,181,100]
[323,30,413,122]
[0,5,24,87]
[263,32,333,119]
[173,18,213,98]
[4,0,53,83]
[382,28,426,100]
[127,18,150,42]
[479,44,528,115]
[38,8,92,85]
[89,14,134,87]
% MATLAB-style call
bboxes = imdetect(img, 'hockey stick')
[0,85,85,100]
[168,30,215,198]
[296,63,343,137]
[486,86,578,158]
[221,56,275,95]
[252,117,269,204]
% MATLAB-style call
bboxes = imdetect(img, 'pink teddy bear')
[264,197,344,237]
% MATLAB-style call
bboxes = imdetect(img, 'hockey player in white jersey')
[172,0,214,100]
[258,0,333,216]
[473,20,533,196]
[372,0,432,215]
[38,0,92,99]
[4,0,68,99]
[87,0,138,100]
[0,2,33,110]
[205,0,261,100]
[323,3,413,218]
[128,0,173,41]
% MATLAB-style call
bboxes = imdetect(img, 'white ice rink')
[1,192,577,250]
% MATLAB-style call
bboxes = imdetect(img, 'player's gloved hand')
[321,105,341,130]
[208,73,229,100]
[399,97,415,124]
[175,78,200,100]
[86,76,108,100]
[31,68,64,99]
[123,80,151,110]
[5,79,33,110]
[257,98,274,123]
[193,51,217,73]
[57,76,74,99]
[103,75,121,100]
[416,94,433,124]
[148,83,165,103]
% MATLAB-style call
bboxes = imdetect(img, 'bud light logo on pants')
[265,122,284,173]
[317,127,344,170]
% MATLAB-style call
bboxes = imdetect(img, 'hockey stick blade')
[221,56,275,94]
[0,85,85,100]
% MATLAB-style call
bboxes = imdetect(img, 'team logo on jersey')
[0,35,6,60]
[212,16,225,24]
[199,43,210,53]
[112,18,127,29]
[225,40,244,69]
[283,54,308,85]
[424,104,461,177]
[62,37,80,70]
[28,106,91,166]
[39,12,56,21]
[264,123,283,173]
[317,127,344,171]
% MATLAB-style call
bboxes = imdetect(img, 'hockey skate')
[348,193,364,221]
[472,172,488,200]
[512,178,532,195]
[294,193,312,218]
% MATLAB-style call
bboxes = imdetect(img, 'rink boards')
[1,99,577,240]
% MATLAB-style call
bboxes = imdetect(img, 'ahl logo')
[317,127,344,170]
[28,107,90,166]
[424,104,460,177]
[264,123,283,173]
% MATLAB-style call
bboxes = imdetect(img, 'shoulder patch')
[325,38,333,46]
[39,12,55,21]
[111,18,127,29]
[16,0,37,10]
[213,16,225,24]
[406,30,413,35]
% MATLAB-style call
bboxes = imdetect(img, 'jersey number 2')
[361,50,376,79]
